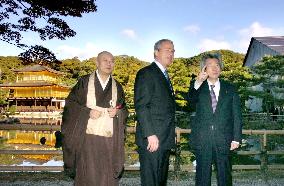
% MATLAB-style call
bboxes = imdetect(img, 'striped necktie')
[164,70,174,93]
[210,85,217,113]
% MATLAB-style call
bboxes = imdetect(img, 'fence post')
[174,128,181,181]
[260,133,268,172]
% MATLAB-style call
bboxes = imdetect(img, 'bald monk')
[62,51,128,186]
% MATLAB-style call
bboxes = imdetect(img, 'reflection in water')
[1,130,56,146]
[0,118,62,165]
[18,118,62,125]
[18,159,63,167]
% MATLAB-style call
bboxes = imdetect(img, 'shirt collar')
[154,60,167,74]
[96,70,111,90]
[207,78,220,87]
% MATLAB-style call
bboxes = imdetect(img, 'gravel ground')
[1,178,284,186]
[1,171,284,186]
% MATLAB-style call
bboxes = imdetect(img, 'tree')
[0,0,97,65]
[80,57,97,77]
[217,50,254,112]
[0,56,23,83]
[168,57,199,110]
[250,55,284,114]
[0,88,8,105]
[59,57,83,86]
[112,56,147,112]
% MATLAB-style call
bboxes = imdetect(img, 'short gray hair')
[97,51,113,60]
[154,39,173,51]
[200,53,224,70]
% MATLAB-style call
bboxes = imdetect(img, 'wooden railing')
[1,124,284,173]
[15,106,61,112]
[174,128,284,176]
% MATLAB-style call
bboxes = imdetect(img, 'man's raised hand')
[197,65,208,83]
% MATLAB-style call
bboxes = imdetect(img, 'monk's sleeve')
[62,77,91,138]
[61,77,91,176]
[117,85,129,124]
[64,78,91,116]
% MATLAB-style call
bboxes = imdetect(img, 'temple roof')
[252,36,284,54]
[243,36,284,66]
[14,65,64,75]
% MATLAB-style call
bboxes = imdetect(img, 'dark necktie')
[164,70,174,93]
[210,85,217,113]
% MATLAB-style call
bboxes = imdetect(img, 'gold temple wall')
[13,86,69,98]
[17,71,59,83]
[1,68,70,100]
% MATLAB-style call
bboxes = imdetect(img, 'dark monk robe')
[62,72,128,186]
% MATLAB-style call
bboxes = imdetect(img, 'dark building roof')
[243,36,284,66]
[14,65,64,75]
[0,81,70,88]
[254,36,284,54]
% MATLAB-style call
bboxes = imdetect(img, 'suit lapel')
[151,63,175,97]
[199,82,213,114]
[215,80,227,113]
[201,80,227,114]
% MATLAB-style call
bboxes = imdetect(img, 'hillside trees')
[168,57,199,110]
[0,49,253,112]
[218,50,254,111]
[113,56,147,112]
[0,49,254,112]
[0,56,23,83]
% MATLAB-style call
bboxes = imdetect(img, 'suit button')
[211,125,214,130]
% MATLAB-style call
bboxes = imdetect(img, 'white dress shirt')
[154,60,167,75]
[194,79,220,101]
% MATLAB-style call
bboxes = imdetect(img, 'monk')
[62,51,128,186]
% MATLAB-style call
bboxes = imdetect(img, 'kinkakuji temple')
[0,65,70,112]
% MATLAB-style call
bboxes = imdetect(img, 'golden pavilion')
[0,65,70,111]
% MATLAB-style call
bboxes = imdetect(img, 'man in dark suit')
[134,39,176,186]
[187,53,242,186]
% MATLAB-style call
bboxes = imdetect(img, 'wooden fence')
[0,124,284,174]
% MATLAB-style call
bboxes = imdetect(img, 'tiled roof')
[14,65,64,75]
[254,36,284,54]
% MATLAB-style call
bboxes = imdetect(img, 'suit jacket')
[134,62,176,150]
[187,80,242,153]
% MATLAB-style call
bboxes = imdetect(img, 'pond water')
[0,118,63,166]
